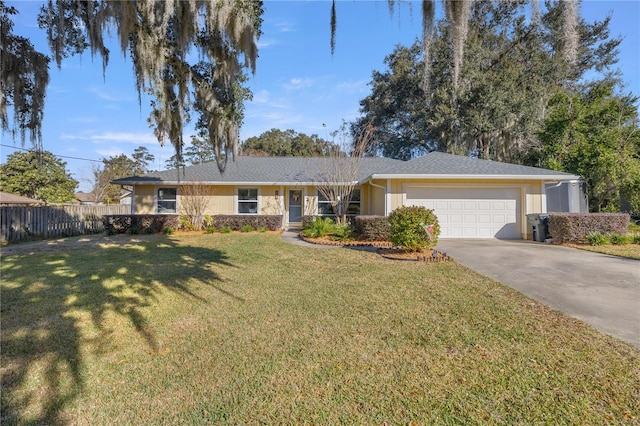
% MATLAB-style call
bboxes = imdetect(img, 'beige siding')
[207,186,235,214]
[134,185,155,214]
[260,186,282,215]
[366,180,387,216]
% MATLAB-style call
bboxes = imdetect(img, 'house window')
[238,188,258,214]
[347,189,361,215]
[317,189,361,216]
[317,192,334,216]
[157,187,177,213]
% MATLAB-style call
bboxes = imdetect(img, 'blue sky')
[2,1,639,192]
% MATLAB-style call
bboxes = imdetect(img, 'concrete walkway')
[435,239,640,349]
[280,229,336,248]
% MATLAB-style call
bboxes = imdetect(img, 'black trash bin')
[538,213,550,241]
[526,213,549,242]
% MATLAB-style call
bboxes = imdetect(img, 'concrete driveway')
[435,239,640,349]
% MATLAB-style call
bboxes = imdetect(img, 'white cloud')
[284,77,314,91]
[336,79,369,94]
[274,20,296,33]
[257,38,277,49]
[88,87,136,102]
[60,131,157,145]
[95,148,125,157]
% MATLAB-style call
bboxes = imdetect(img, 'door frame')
[286,188,304,228]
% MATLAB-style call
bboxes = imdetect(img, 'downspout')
[366,178,387,216]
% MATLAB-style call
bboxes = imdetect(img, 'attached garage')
[405,186,521,239]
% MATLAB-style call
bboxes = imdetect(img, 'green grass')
[570,243,640,260]
[2,233,639,424]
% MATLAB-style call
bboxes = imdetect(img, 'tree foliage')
[331,0,578,91]
[357,0,621,162]
[92,154,138,204]
[3,0,262,172]
[131,146,155,175]
[241,129,335,157]
[0,1,49,149]
[0,150,77,204]
[529,81,640,212]
[313,122,374,224]
[185,135,216,165]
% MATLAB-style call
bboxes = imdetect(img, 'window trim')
[236,187,260,214]
[156,187,178,214]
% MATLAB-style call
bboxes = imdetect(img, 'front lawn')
[1,233,639,424]
[564,243,640,260]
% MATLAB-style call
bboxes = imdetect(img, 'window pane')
[350,189,361,202]
[157,188,177,213]
[158,187,176,200]
[238,202,258,214]
[238,188,258,214]
[318,203,334,215]
[158,200,176,213]
[238,188,258,201]
[347,202,360,215]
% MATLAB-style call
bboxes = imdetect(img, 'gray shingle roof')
[112,152,581,185]
[112,156,405,185]
[376,152,581,179]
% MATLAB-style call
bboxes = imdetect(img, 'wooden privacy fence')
[1,205,130,243]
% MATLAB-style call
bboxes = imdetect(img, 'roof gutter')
[369,173,582,181]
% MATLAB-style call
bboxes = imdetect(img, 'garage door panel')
[406,187,521,239]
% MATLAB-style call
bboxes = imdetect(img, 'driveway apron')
[435,239,640,349]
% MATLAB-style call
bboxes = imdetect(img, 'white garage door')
[405,187,521,239]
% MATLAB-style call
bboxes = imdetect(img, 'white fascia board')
[122,181,320,186]
[369,173,582,181]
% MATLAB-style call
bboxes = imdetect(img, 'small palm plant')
[302,217,335,238]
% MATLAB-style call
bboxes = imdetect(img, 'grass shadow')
[1,234,235,425]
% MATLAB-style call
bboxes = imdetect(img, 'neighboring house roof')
[75,191,97,203]
[0,191,45,205]
[111,152,581,185]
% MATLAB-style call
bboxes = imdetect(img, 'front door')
[288,190,303,224]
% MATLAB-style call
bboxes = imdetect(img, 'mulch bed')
[300,234,451,262]
[378,248,452,262]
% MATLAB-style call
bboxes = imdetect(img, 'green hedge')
[210,215,283,231]
[103,214,180,235]
[548,213,630,243]
[354,215,391,241]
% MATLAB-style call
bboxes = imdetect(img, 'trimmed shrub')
[388,206,440,252]
[103,214,179,235]
[210,215,282,231]
[549,213,630,243]
[354,215,391,241]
